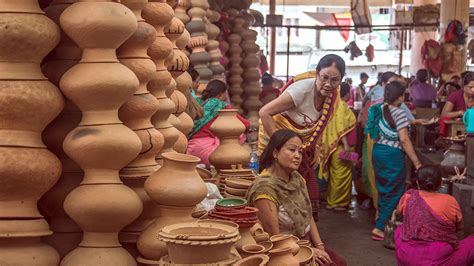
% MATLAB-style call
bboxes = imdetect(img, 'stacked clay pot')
[209,109,251,170]
[40,0,83,258]
[241,12,262,130]
[144,0,179,162]
[224,177,253,198]
[175,0,189,23]
[159,220,241,264]
[59,1,143,264]
[0,1,63,264]
[226,9,245,109]
[218,11,231,70]
[165,15,193,153]
[186,0,213,96]
[137,152,208,264]
[116,0,164,258]
[206,8,226,80]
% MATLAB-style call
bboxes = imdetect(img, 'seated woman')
[439,72,474,136]
[186,80,249,167]
[395,165,474,265]
[365,81,422,241]
[246,129,346,266]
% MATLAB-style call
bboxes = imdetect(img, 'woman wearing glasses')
[258,54,357,216]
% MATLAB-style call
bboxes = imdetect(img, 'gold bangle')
[315,242,325,246]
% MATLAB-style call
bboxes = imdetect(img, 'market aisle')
[317,198,396,265]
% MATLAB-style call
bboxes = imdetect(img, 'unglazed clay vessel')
[206,8,225,80]
[226,9,245,108]
[0,0,62,263]
[240,244,265,258]
[209,109,250,170]
[144,0,179,161]
[59,1,143,265]
[235,254,270,266]
[267,247,299,266]
[270,234,300,255]
[116,0,165,257]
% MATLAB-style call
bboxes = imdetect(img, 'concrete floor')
[317,199,397,265]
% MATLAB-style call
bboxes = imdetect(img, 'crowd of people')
[185,54,473,265]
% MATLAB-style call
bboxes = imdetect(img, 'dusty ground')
[317,199,397,265]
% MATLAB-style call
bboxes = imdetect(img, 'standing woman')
[258,54,356,216]
[365,81,422,240]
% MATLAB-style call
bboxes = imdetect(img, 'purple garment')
[402,189,458,245]
[396,227,474,266]
[409,81,437,108]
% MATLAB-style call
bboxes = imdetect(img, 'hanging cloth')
[351,0,372,35]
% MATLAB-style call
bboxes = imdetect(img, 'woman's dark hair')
[201,79,228,101]
[416,69,429,83]
[316,54,345,77]
[262,72,274,85]
[381,71,397,85]
[340,82,351,98]
[360,72,369,80]
[462,71,474,87]
[188,67,199,82]
[416,165,442,191]
[383,81,406,129]
[445,81,461,91]
[259,129,303,172]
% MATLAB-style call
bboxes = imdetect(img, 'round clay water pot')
[267,247,299,266]
[270,234,300,255]
[144,152,207,206]
[234,254,270,266]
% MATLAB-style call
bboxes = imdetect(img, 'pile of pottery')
[158,220,241,264]
[208,199,258,229]
[216,165,256,196]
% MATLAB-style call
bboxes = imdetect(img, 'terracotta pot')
[258,240,273,253]
[144,152,207,206]
[249,223,264,236]
[270,234,300,255]
[440,142,466,175]
[209,110,250,169]
[0,238,60,265]
[296,239,311,247]
[234,254,270,266]
[137,205,194,260]
[253,232,270,243]
[240,243,265,258]
[267,247,299,266]
[294,245,314,265]
[236,227,257,251]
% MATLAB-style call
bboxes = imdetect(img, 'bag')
[383,210,403,250]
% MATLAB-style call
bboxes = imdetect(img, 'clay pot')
[270,234,300,255]
[0,238,60,265]
[145,152,207,206]
[440,141,466,175]
[258,240,273,253]
[159,221,240,264]
[249,223,264,236]
[236,227,257,251]
[209,109,250,170]
[234,254,270,266]
[253,232,270,243]
[267,247,299,266]
[294,245,314,265]
[137,205,194,260]
[240,244,265,258]
[296,239,311,247]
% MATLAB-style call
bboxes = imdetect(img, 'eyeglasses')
[318,74,341,86]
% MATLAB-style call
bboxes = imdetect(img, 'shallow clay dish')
[225,186,248,196]
[294,245,314,264]
[216,197,247,208]
[225,177,253,189]
[234,254,269,266]
[197,167,212,179]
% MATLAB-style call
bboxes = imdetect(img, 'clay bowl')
[240,243,266,258]
[159,221,239,240]
[220,168,254,175]
[197,167,212,179]
[254,232,270,243]
[294,245,314,265]
[225,186,248,196]
[296,240,311,247]
[270,234,300,255]
[225,177,253,189]
[216,197,247,208]
[234,254,270,266]
[258,240,273,253]
[192,210,208,219]
[224,191,244,199]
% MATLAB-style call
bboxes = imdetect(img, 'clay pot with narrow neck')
[440,141,466,175]
[267,247,299,266]
[144,152,207,206]
[209,109,250,169]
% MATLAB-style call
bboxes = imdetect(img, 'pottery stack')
[59,1,144,264]
[186,0,213,96]
[137,153,208,264]
[40,0,83,258]
[218,10,231,71]
[145,0,180,162]
[116,0,164,258]
[0,1,63,263]
[226,8,245,109]
[165,14,193,153]
[206,7,226,80]
[241,10,262,131]
[221,167,256,198]
[159,220,241,264]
